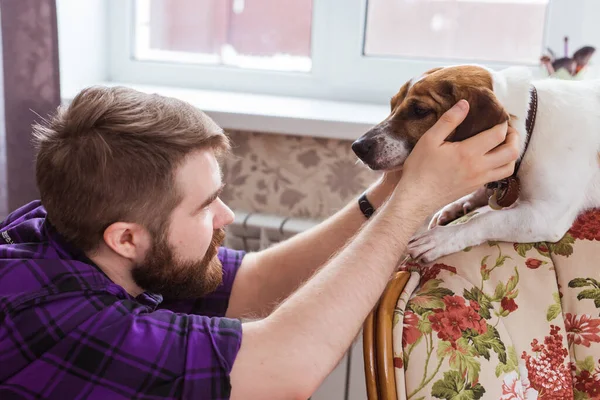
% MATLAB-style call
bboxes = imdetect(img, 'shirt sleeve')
[160,247,246,317]
[53,298,243,399]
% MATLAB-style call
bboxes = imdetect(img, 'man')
[0,86,518,399]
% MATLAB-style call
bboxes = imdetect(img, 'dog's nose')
[352,138,374,160]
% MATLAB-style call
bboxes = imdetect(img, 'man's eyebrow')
[196,183,225,212]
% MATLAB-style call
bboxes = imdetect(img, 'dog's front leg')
[408,201,577,263]
[428,186,491,229]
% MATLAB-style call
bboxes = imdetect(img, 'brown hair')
[34,86,230,252]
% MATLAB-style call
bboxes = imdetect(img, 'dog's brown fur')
[393,66,509,145]
[354,65,510,170]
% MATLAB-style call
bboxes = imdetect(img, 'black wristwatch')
[358,192,375,219]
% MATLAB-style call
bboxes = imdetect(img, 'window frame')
[108,0,586,104]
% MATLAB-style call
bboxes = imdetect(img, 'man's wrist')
[390,180,437,220]
[364,178,394,210]
[358,192,375,219]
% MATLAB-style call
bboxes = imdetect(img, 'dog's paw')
[428,199,476,229]
[408,226,466,263]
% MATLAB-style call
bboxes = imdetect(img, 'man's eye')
[413,104,431,118]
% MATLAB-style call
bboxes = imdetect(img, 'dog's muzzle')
[352,137,376,162]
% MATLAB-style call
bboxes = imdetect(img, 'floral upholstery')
[392,208,600,400]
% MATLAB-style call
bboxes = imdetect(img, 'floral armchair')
[364,208,600,399]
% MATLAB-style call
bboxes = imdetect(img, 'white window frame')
[108,0,590,104]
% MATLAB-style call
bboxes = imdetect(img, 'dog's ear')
[447,86,509,142]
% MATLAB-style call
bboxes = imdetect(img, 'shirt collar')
[43,218,103,271]
[135,292,164,309]
[43,217,165,308]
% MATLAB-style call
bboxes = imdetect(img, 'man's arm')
[226,170,401,318]
[229,101,520,399]
[232,187,429,399]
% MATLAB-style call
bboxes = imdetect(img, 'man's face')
[132,150,235,299]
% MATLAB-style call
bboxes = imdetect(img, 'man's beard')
[131,228,226,299]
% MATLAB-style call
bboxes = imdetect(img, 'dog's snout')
[352,138,374,160]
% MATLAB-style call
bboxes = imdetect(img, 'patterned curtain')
[0,0,61,218]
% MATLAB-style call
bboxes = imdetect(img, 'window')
[108,0,589,104]
[364,0,549,64]
[134,0,312,72]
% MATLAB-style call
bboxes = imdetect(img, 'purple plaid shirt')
[0,201,245,399]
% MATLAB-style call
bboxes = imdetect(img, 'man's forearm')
[230,98,519,399]
[227,178,394,318]
[230,187,429,399]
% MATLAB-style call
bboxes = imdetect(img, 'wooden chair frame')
[363,271,410,400]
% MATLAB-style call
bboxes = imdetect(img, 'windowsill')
[61,82,389,141]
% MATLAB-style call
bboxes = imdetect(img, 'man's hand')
[397,100,519,215]
[228,99,519,400]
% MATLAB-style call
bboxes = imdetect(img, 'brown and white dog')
[352,65,600,262]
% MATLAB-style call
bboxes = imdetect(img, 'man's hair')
[34,86,230,252]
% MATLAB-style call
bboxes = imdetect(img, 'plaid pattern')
[0,201,245,399]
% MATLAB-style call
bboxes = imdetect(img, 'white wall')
[582,0,600,50]
[56,0,109,97]
[545,0,600,59]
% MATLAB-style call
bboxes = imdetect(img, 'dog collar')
[486,85,538,209]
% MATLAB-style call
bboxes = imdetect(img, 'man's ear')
[103,222,151,261]
[447,87,509,142]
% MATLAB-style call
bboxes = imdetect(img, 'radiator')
[225,210,368,400]
[224,210,321,252]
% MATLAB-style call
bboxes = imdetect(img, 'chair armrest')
[363,307,378,400]
[363,271,411,400]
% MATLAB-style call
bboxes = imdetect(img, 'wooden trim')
[375,271,410,400]
[363,306,379,400]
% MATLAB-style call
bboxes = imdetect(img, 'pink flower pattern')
[394,209,600,399]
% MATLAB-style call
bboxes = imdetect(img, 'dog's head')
[352,65,511,170]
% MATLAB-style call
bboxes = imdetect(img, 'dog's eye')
[412,104,431,118]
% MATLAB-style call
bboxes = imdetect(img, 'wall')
[582,0,600,50]
[56,0,108,97]
[222,130,379,220]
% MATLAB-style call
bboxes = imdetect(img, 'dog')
[352,65,600,263]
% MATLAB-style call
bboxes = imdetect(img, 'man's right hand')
[229,99,520,400]
[397,99,520,215]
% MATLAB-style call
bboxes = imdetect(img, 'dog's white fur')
[408,67,600,262]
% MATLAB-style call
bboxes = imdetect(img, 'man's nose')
[214,199,235,229]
